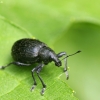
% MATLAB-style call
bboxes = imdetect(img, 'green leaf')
[1,0,100,100]
[0,17,78,100]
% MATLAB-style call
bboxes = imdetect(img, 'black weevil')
[0,38,81,95]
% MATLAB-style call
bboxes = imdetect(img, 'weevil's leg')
[13,62,31,66]
[57,52,67,71]
[31,68,37,91]
[31,63,45,92]
[36,63,46,95]
[0,62,14,69]
[0,62,31,69]
[57,52,69,80]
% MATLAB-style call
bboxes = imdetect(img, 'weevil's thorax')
[39,46,62,66]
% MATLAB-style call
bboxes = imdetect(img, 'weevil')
[0,38,81,95]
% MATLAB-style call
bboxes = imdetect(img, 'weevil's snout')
[55,61,62,67]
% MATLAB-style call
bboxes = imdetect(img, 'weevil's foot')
[65,71,69,80]
[30,85,36,92]
[0,66,5,70]
[41,87,46,95]
[64,69,67,72]
[66,75,69,80]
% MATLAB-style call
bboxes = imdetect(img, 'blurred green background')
[0,0,100,100]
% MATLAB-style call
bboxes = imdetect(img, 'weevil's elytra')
[11,39,47,64]
[0,38,81,95]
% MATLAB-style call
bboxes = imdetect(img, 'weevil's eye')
[55,61,62,67]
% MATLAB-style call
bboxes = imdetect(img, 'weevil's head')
[49,51,62,67]
[39,46,62,67]
[55,60,62,67]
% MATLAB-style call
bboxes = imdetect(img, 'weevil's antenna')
[61,50,81,61]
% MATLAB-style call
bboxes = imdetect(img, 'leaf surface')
[0,17,77,100]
